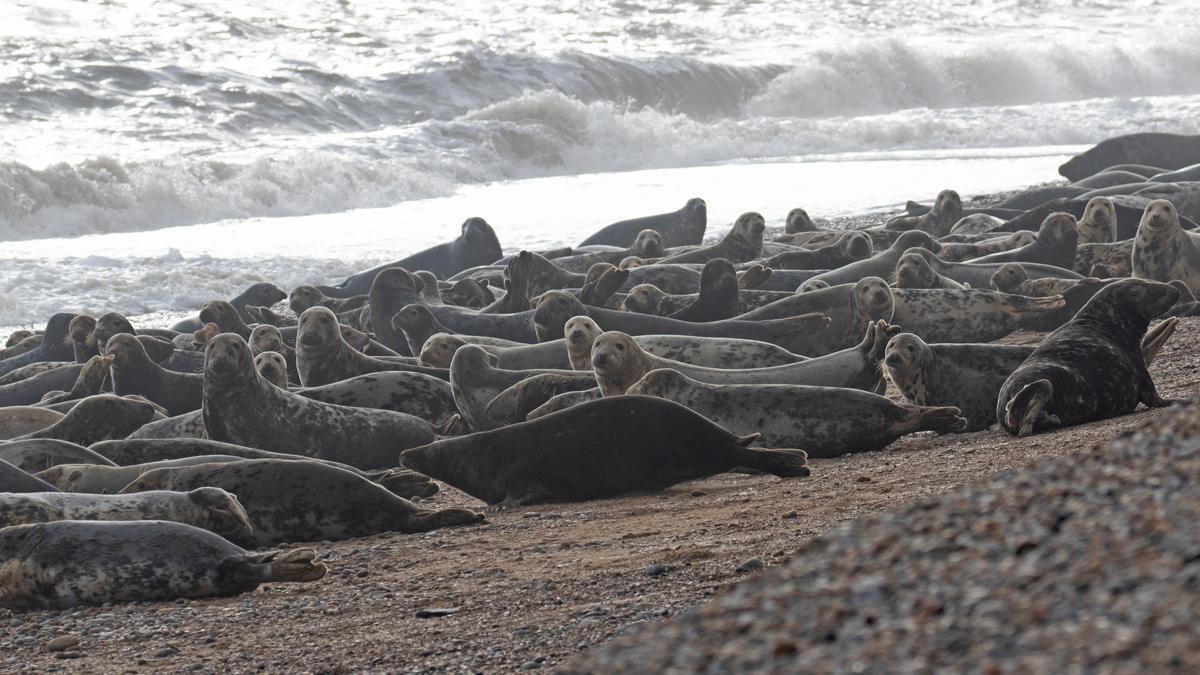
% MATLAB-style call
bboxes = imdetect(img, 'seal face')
[1077,197,1118,244]
[996,278,1178,436]
[0,520,326,609]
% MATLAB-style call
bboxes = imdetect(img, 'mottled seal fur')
[1132,199,1200,294]
[894,252,968,290]
[449,345,587,432]
[296,371,457,426]
[401,395,809,507]
[0,458,59,493]
[0,407,64,440]
[808,230,941,287]
[996,278,1179,436]
[1076,196,1118,244]
[628,369,965,457]
[120,459,483,546]
[14,394,157,446]
[890,287,1066,343]
[203,333,437,469]
[0,438,114,473]
[37,354,112,407]
[0,520,326,609]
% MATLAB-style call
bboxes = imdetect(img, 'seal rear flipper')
[737,265,772,290]
[406,506,485,530]
[730,446,810,478]
[1003,379,1058,437]
[1141,317,1178,364]
[579,268,629,307]
[904,405,968,435]
[492,483,553,511]
[249,548,327,583]
[374,470,439,500]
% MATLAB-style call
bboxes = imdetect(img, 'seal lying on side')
[0,438,115,473]
[0,488,253,541]
[1132,199,1200,294]
[628,370,965,457]
[203,333,437,469]
[297,371,458,426]
[120,459,484,546]
[14,395,158,446]
[0,521,326,609]
[807,231,941,287]
[894,252,968,290]
[890,287,1066,343]
[996,278,1178,436]
[966,212,1079,269]
[401,395,810,507]
[761,231,872,270]
[579,198,706,248]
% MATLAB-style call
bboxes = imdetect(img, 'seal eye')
[615,344,624,351]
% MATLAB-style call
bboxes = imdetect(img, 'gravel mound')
[568,401,1200,674]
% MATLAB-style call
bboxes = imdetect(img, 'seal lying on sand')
[0,520,326,609]
[0,488,253,541]
[120,459,483,546]
[203,333,437,469]
[401,395,809,508]
[996,278,1178,436]
[628,370,964,456]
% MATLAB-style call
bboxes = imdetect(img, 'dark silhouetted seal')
[0,313,76,379]
[579,198,706,248]
[0,520,326,609]
[121,459,483,546]
[401,395,809,507]
[997,278,1178,436]
[885,189,962,237]
[627,369,965,457]
[105,333,201,416]
[0,364,86,408]
[169,282,287,332]
[656,212,765,265]
[967,212,1078,269]
[762,231,872,270]
[664,258,740,322]
[1058,132,1200,182]
[203,333,437,469]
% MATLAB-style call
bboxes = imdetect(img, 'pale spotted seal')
[0,520,325,609]
[1076,196,1118,244]
[1132,199,1200,294]
[203,333,437,469]
[890,288,1065,343]
[254,351,289,388]
[894,252,968,290]
[627,369,965,457]
[937,231,1036,263]
[997,278,1178,436]
[401,395,809,507]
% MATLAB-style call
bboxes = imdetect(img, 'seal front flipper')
[1003,379,1058,437]
[729,435,810,478]
[405,505,485,529]
[246,548,328,584]
[372,469,440,499]
[903,404,968,435]
[493,483,553,511]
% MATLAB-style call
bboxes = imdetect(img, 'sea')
[2,0,1200,330]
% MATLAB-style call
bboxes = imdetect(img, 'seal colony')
[0,130,1198,615]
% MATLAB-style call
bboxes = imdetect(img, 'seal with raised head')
[996,278,1179,436]
[967,212,1079,269]
[550,230,665,273]
[105,333,202,416]
[761,231,873,271]
[121,459,483,546]
[663,258,740,322]
[14,394,157,446]
[1076,196,1118,244]
[885,189,962,237]
[254,352,289,388]
[289,284,369,315]
[197,301,252,339]
[449,345,589,432]
[401,395,809,507]
[317,217,503,297]
[169,282,287,332]
[1132,199,1200,294]
[249,323,299,383]
[895,252,968,290]
[0,520,326,609]
[627,369,964,457]
[295,307,447,387]
[204,333,437,469]
[807,230,941,287]
[579,198,706,248]
[655,212,765,265]
[0,488,253,542]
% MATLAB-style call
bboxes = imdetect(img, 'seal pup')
[289,284,369,315]
[254,352,289,388]
[894,252,969,290]
[967,212,1079,269]
[14,394,157,446]
[579,198,706,248]
[1132,199,1200,294]
[807,230,941,287]
[401,395,809,507]
[885,189,962,237]
[1076,196,1118,243]
[0,407,64,440]
[0,438,115,473]
[996,278,1179,436]
[651,213,764,265]
[204,333,436,469]
[169,282,287,332]
[0,313,76,379]
[121,459,483,546]
[249,323,299,383]
[318,217,503,297]
[449,345,589,432]
[627,370,965,457]
[0,488,253,542]
[0,458,60,493]
[105,333,202,416]
[295,307,448,387]
[38,354,112,406]
[0,520,326,609]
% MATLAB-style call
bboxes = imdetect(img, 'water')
[2,0,1199,328]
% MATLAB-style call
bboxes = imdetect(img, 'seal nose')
[885,353,904,368]
[594,353,608,367]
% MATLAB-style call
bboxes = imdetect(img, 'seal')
[0,407,63,440]
[105,333,202,416]
[526,387,602,419]
[1073,240,1132,277]
[885,189,962,237]
[627,369,965,457]
[937,231,1036,263]
[0,364,85,408]
[317,217,503,298]
[295,307,448,387]
[0,520,326,609]
[169,282,287,332]
[421,334,571,371]
[896,248,1083,289]
[443,277,496,308]
[1076,196,1118,243]
[579,198,707,248]
[38,355,113,407]
[656,212,765,265]
[254,352,289,388]
[733,277,895,357]
[4,330,33,348]
[120,459,484,546]
[401,395,809,507]
[391,304,525,355]
[622,284,791,317]
[449,345,589,432]
[890,288,1066,343]
[1073,169,1149,189]
[289,284,370,315]
[14,394,157,446]
[197,300,252,339]
[663,258,740,322]
[245,305,296,328]
[967,212,1079,269]
[894,252,969,290]
[204,333,437,469]
[1058,132,1200,181]
[989,263,1106,297]
[549,229,665,273]
[0,362,74,388]
[249,323,299,384]
[1132,199,1200,294]
[297,371,458,427]
[0,488,253,542]
[0,438,115,473]
[38,456,266,493]
[0,313,76,379]
[761,231,873,271]
[997,278,1178,436]
[0,458,59,493]
[589,323,893,395]
[126,409,206,440]
[484,372,601,425]
[807,230,941,286]
[784,207,818,234]
[0,333,42,362]
[947,213,1005,235]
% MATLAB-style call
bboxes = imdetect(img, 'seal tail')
[250,548,328,583]
[909,405,968,434]
[730,436,810,478]
[1002,379,1057,437]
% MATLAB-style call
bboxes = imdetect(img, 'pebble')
[643,564,670,577]
[735,558,764,574]
[46,636,78,652]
